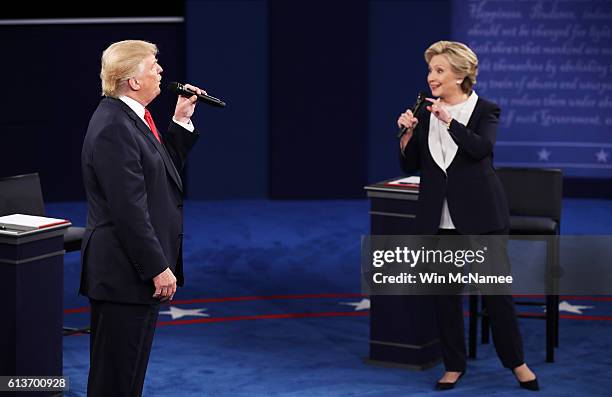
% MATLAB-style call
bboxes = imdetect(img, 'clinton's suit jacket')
[80,97,199,304]
[400,97,509,235]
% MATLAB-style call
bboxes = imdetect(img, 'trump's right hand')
[153,267,177,301]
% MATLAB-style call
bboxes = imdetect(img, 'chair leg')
[550,235,560,349]
[480,296,490,344]
[544,234,559,362]
[469,295,478,359]
[545,295,555,362]
[554,294,560,348]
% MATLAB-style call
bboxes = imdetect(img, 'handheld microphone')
[167,82,226,107]
[397,91,427,138]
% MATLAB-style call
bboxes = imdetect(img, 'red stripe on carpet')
[559,314,612,321]
[64,294,612,315]
[66,309,612,337]
[64,293,365,314]
[464,311,612,321]
[65,307,90,314]
[168,293,365,306]
[513,295,612,302]
[156,311,369,326]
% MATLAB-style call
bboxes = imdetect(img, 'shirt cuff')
[172,117,195,132]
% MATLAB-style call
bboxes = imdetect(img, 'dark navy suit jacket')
[400,97,509,235]
[80,97,199,304]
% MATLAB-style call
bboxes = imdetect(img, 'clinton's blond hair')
[100,40,158,97]
[424,41,478,94]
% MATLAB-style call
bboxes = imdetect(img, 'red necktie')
[144,108,162,143]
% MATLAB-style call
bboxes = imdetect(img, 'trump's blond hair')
[100,40,158,97]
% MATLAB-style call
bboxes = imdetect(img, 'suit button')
[179,233,184,237]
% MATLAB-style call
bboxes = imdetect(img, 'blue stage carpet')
[48,199,612,396]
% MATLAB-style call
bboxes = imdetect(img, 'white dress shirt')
[119,95,195,133]
[428,91,479,229]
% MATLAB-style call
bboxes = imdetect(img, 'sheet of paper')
[0,214,69,231]
[386,176,420,186]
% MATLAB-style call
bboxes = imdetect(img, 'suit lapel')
[427,113,447,173]
[111,98,184,192]
[465,98,482,130]
[425,97,485,173]
[420,111,445,172]
[137,119,184,192]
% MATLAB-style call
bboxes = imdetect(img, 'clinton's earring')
[456,80,462,84]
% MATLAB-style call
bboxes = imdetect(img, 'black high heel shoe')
[435,371,465,391]
[518,377,539,391]
[512,368,539,391]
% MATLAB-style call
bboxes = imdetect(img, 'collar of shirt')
[118,95,195,133]
[118,95,147,126]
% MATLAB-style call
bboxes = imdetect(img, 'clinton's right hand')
[397,109,419,131]
[398,109,418,151]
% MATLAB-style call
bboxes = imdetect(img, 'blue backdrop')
[367,0,452,184]
[185,0,269,199]
[452,0,612,178]
[2,0,612,200]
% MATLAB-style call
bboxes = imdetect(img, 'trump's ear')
[128,77,140,91]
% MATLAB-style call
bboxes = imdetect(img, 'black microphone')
[397,91,427,138]
[167,82,226,107]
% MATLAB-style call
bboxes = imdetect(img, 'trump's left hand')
[426,97,452,124]
[174,83,206,124]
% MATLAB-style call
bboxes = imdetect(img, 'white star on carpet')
[159,306,210,320]
[340,298,370,311]
[543,300,593,315]
[558,300,593,314]
[595,149,609,163]
[537,148,551,161]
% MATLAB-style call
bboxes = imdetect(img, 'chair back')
[0,173,46,217]
[496,167,563,225]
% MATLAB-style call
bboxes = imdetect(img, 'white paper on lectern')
[0,214,69,231]
[387,176,420,185]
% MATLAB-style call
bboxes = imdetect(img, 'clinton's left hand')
[426,97,452,124]
[174,83,206,124]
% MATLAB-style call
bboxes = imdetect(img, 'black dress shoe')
[512,367,539,391]
[435,371,465,391]
[518,377,539,391]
